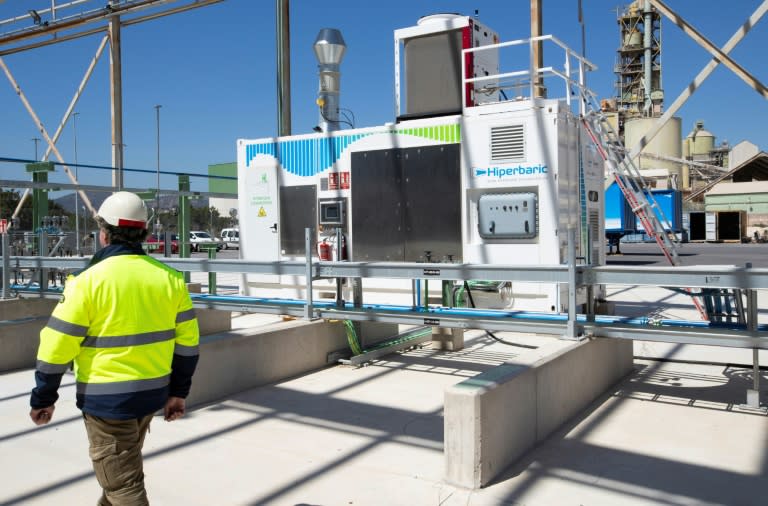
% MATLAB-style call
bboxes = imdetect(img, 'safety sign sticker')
[258,207,267,217]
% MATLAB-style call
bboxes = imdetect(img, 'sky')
[0,0,766,197]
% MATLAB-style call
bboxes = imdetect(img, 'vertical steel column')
[565,227,582,339]
[304,227,314,319]
[531,0,545,98]
[335,227,344,307]
[276,0,291,137]
[109,15,124,190]
[29,164,52,232]
[73,111,81,256]
[1,231,9,299]
[178,175,191,282]
[155,104,162,233]
[207,246,217,295]
[31,171,45,232]
[39,230,49,293]
[745,266,761,407]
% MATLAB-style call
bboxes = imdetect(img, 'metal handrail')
[6,255,768,290]
[461,34,597,112]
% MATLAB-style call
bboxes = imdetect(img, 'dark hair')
[95,217,148,245]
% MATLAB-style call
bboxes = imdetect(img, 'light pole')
[82,205,88,255]
[154,104,162,234]
[31,137,41,160]
[73,112,81,255]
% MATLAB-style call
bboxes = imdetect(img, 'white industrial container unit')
[237,14,605,313]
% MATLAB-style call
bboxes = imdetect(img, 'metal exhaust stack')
[313,28,346,132]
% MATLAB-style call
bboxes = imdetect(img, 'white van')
[189,231,221,252]
[220,228,239,249]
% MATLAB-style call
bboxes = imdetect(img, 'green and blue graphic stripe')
[245,124,461,176]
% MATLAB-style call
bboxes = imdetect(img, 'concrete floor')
[2,267,767,505]
[1,327,766,506]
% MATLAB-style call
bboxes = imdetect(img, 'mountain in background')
[54,192,210,214]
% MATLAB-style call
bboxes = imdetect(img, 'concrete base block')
[746,389,761,408]
[186,282,232,335]
[432,327,465,351]
[444,337,634,489]
[0,298,57,372]
[195,308,232,336]
[187,319,349,407]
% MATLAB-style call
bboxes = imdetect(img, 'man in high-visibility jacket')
[29,191,200,506]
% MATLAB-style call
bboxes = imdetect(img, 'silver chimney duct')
[313,28,346,132]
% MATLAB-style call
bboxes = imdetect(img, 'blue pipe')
[13,285,766,333]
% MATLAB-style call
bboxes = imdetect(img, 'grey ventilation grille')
[491,125,525,161]
[589,209,601,263]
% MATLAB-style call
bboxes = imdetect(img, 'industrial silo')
[624,116,682,184]
[684,120,715,158]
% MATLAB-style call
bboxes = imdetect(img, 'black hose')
[462,280,537,349]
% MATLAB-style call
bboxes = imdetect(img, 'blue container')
[638,189,683,233]
[604,181,636,234]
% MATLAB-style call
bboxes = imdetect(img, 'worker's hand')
[30,405,55,426]
[164,396,186,422]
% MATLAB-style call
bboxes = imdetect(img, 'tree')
[0,189,73,231]
[189,205,228,235]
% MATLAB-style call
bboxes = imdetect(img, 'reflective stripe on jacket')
[32,244,199,419]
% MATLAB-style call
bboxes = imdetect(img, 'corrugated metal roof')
[686,151,768,201]
[707,181,768,196]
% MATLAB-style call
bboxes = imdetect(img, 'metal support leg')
[304,227,314,320]
[2,232,9,299]
[207,246,217,295]
[746,287,761,408]
[39,230,49,294]
[564,227,583,340]
[335,227,344,307]
[178,175,190,282]
[352,277,362,307]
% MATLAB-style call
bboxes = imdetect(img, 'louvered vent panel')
[589,209,601,264]
[491,125,525,161]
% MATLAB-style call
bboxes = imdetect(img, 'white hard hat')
[97,191,148,229]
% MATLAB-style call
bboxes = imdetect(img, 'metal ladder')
[579,93,718,321]
[580,98,680,266]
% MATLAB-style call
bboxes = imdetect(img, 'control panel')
[478,192,537,239]
[318,198,347,229]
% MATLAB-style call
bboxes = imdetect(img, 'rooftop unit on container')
[394,13,499,120]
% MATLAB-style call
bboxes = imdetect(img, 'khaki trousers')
[83,413,153,506]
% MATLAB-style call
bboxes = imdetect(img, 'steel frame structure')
[0,0,224,223]
[615,1,661,119]
[5,254,768,350]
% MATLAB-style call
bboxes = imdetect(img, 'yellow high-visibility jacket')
[31,244,200,419]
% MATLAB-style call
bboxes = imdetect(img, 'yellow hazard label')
[258,206,267,217]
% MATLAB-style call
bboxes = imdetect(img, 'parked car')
[145,233,179,254]
[189,231,221,252]
[220,228,239,249]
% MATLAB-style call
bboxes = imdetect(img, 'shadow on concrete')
[487,361,767,506]
[0,381,75,404]
[620,363,768,409]
[5,344,766,506]
[2,346,464,505]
